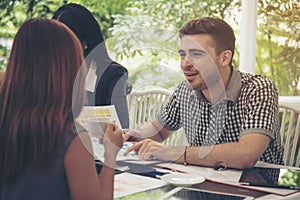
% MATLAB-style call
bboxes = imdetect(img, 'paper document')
[76,105,122,129]
[91,137,138,161]
[114,172,168,198]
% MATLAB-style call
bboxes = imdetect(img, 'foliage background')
[0,0,299,95]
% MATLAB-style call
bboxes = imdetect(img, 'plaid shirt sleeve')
[240,75,279,139]
[158,84,183,131]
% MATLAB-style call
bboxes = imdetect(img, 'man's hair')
[179,17,235,66]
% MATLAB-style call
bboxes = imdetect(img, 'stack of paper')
[114,172,168,198]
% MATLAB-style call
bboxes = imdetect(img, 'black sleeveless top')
[0,124,86,200]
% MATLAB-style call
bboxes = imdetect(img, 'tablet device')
[239,167,300,190]
[95,160,123,175]
[116,161,169,178]
[172,187,254,200]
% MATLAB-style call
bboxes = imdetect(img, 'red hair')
[0,18,86,182]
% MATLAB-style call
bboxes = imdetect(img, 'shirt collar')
[223,67,241,103]
[193,67,241,104]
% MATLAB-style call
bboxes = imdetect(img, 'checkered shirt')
[158,68,283,164]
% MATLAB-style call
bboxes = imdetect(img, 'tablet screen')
[172,188,252,200]
[239,167,300,189]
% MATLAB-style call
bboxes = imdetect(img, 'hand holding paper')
[103,123,123,167]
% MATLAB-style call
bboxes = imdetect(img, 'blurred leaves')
[108,0,240,88]
[0,0,299,94]
[279,169,300,187]
[256,0,300,95]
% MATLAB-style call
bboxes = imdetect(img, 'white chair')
[128,89,171,128]
[279,102,300,167]
[127,89,187,146]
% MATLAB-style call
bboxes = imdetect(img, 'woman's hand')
[102,123,123,168]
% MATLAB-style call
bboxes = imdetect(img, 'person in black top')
[53,3,131,128]
[0,18,123,200]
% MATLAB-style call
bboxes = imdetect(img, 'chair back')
[128,89,172,129]
[279,102,300,167]
[127,89,187,146]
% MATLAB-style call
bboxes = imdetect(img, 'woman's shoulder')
[63,122,87,147]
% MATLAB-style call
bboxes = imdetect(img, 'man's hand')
[124,139,186,162]
[124,139,164,160]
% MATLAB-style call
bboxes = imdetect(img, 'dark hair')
[179,17,235,66]
[53,3,104,57]
[0,18,86,182]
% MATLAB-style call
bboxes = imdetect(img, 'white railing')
[279,96,300,107]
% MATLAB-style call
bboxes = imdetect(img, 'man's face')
[178,34,222,90]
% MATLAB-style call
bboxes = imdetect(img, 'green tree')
[108,0,299,95]
[73,0,131,38]
[0,0,131,69]
[0,0,299,95]
[108,0,240,90]
[0,0,65,69]
[256,0,299,95]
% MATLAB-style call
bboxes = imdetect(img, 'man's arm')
[124,118,173,142]
[126,132,271,169]
[182,133,271,169]
[148,119,173,142]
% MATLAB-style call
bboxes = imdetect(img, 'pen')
[135,169,169,179]
[155,166,187,174]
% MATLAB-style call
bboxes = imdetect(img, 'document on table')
[91,137,138,161]
[91,137,165,166]
[114,172,168,198]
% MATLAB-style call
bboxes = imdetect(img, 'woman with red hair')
[0,18,122,200]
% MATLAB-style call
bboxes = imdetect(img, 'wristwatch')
[214,161,227,171]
